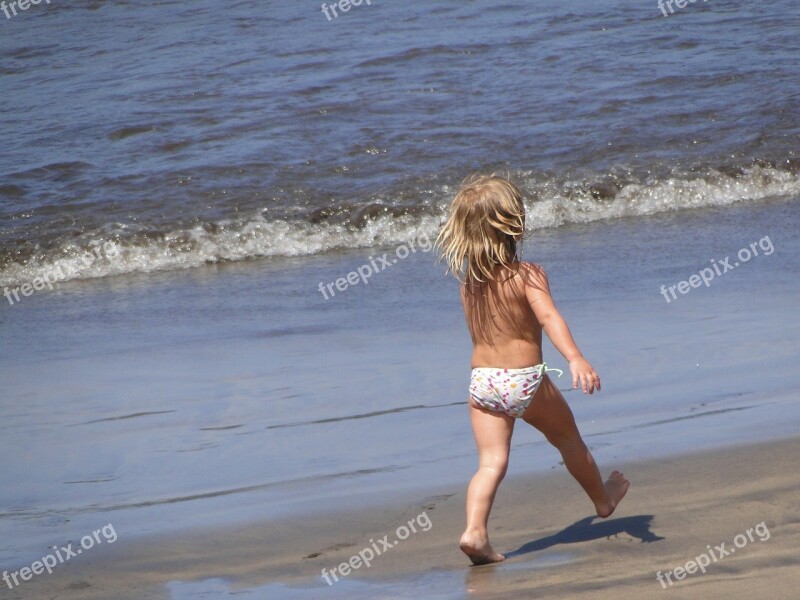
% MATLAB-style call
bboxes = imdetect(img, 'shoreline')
[8,434,800,599]
[2,195,798,596]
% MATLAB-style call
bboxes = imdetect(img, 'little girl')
[436,174,629,565]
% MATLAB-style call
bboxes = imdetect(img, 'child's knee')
[545,427,582,449]
[494,462,509,480]
[481,456,509,479]
[494,458,510,479]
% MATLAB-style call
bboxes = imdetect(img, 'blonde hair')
[436,174,526,287]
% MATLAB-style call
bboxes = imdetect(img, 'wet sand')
[8,435,800,599]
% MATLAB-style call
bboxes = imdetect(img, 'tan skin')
[458,261,629,565]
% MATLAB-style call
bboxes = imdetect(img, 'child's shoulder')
[514,262,550,294]
[517,261,548,281]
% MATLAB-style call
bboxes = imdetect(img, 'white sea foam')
[1,165,798,288]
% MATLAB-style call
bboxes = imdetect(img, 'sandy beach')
[5,435,798,599]
[3,1,800,599]
[2,196,798,600]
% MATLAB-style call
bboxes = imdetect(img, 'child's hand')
[569,357,601,394]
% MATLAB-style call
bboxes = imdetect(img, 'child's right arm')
[521,263,601,395]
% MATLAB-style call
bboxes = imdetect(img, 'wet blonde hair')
[436,174,526,288]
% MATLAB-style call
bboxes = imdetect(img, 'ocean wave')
[1,163,798,288]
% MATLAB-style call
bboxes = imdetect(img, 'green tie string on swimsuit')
[537,363,564,379]
[469,362,566,418]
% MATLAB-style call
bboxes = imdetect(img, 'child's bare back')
[461,262,547,369]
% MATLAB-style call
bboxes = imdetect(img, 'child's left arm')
[522,264,601,394]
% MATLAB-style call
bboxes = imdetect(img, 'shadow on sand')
[505,514,664,559]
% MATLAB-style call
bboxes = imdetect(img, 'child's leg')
[522,376,628,518]
[461,401,514,564]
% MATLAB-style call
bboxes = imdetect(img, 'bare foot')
[595,470,629,518]
[459,530,505,565]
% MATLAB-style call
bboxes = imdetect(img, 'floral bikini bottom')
[469,363,564,418]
